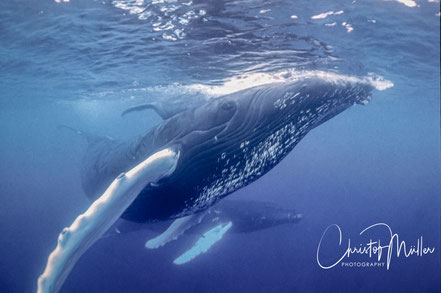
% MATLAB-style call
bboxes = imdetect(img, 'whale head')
[223,74,375,140]
[225,201,303,232]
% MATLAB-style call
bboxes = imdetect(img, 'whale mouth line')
[365,73,394,91]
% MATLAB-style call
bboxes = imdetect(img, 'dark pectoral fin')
[57,125,115,147]
[121,103,164,118]
[122,95,210,120]
[122,102,184,120]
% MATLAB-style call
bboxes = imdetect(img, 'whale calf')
[108,200,302,236]
[82,74,374,223]
[106,199,302,264]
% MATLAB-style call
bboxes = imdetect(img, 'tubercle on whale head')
[306,76,375,106]
[288,212,303,223]
[252,210,303,229]
[355,94,372,105]
[273,210,303,224]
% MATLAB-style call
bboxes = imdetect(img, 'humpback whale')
[108,200,302,236]
[106,200,302,264]
[82,74,374,223]
[38,73,376,292]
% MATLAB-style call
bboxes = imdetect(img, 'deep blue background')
[0,0,439,292]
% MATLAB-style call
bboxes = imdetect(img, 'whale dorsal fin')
[122,95,212,120]
[145,211,208,249]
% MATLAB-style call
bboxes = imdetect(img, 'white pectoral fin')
[173,221,233,265]
[146,212,207,249]
[37,148,179,293]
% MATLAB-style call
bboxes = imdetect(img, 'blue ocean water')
[0,0,440,292]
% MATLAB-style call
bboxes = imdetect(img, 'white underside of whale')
[173,221,233,265]
[145,212,233,265]
[145,211,208,249]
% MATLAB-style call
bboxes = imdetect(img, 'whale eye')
[221,101,235,111]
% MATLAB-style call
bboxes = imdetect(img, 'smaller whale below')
[105,199,302,264]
